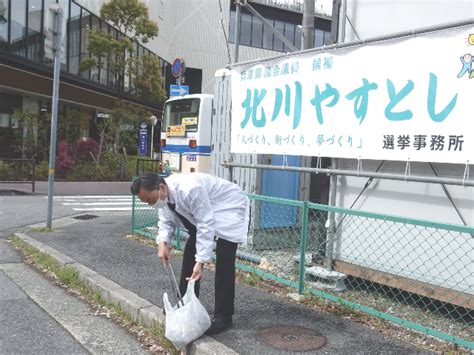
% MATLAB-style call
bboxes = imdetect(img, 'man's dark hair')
[130,173,166,195]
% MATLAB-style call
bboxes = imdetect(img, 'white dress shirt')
[155,173,249,263]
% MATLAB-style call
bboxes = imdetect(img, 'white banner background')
[231,25,474,164]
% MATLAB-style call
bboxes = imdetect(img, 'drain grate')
[256,325,326,351]
[72,214,99,220]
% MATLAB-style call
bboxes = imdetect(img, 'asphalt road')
[0,194,80,233]
[0,239,146,354]
[0,192,148,354]
[23,213,431,354]
[0,190,433,353]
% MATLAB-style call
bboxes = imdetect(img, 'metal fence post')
[31,160,35,193]
[326,158,338,271]
[131,193,136,234]
[298,200,309,295]
[176,228,181,250]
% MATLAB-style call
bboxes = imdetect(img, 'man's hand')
[157,241,171,265]
[186,262,203,282]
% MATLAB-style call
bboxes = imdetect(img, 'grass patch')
[128,233,184,259]
[149,323,180,355]
[27,226,55,233]
[237,269,262,287]
[9,234,178,354]
[127,233,156,248]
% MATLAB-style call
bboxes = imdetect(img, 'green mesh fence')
[131,193,474,349]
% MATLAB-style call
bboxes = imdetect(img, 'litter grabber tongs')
[164,262,184,308]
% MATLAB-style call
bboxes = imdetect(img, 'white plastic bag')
[163,280,211,350]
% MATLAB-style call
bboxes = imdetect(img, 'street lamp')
[150,115,157,159]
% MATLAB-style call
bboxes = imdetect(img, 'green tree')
[91,100,153,160]
[12,108,49,162]
[106,101,153,156]
[131,55,167,103]
[100,0,158,43]
[79,0,163,98]
[79,0,165,160]
[0,4,7,42]
[57,107,82,145]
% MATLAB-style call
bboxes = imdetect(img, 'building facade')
[75,0,332,94]
[0,0,169,158]
[0,0,331,158]
[142,0,332,94]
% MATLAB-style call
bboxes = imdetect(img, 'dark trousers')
[179,233,238,318]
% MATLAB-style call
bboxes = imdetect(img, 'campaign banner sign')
[230,24,474,164]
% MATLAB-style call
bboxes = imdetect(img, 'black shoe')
[205,316,233,335]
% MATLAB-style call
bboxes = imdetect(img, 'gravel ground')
[237,247,473,350]
[135,229,472,352]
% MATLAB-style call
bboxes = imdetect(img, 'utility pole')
[302,0,314,50]
[234,0,242,63]
[46,3,63,229]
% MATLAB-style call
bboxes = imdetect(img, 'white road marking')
[46,195,150,212]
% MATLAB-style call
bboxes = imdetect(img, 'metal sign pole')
[150,115,157,159]
[46,3,63,229]
[150,125,154,159]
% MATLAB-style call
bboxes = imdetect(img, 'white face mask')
[152,190,167,209]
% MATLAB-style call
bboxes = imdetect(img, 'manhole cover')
[72,214,99,220]
[256,325,326,351]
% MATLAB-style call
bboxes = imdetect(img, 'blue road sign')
[170,84,189,97]
[139,128,148,156]
[171,58,185,78]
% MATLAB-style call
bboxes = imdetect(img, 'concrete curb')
[13,232,237,355]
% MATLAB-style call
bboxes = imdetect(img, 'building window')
[0,0,9,49]
[284,22,295,51]
[68,2,81,75]
[262,18,273,49]
[11,0,27,57]
[90,15,100,83]
[295,24,302,50]
[229,7,331,53]
[240,13,252,46]
[251,16,263,47]
[98,21,108,86]
[27,0,43,62]
[0,0,168,103]
[106,27,116,88]
[273,20,284,51]
[314,28,324,47]
[324,30,332,45]
[80,8,91,79]
[229,9,236,43]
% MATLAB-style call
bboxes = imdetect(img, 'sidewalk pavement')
[1,181,132,195]
[0,239,147,354]
[6,212,432,354]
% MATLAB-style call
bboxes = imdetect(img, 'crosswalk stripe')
[73,207,135,211]
[62,202,133,206]
[58,200,132,203]
[45,195,132,199]
[46,195,151,212]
